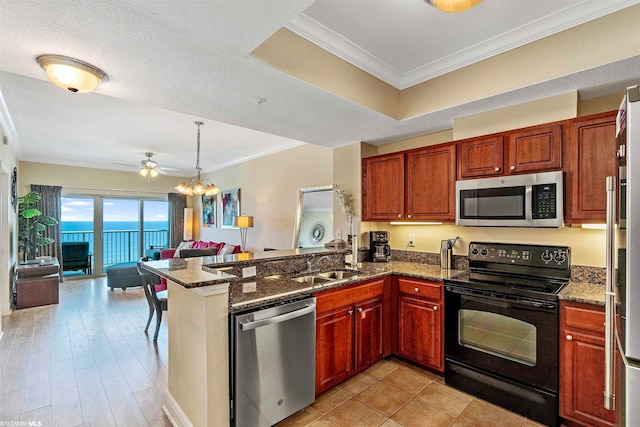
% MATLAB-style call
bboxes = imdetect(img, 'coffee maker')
[369,231,391,262]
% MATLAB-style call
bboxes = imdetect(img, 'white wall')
[194,144,333,252]
[0,126,18,320]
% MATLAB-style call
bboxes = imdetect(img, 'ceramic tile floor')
[276,358,546,427]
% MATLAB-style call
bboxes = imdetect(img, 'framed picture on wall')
[221,188,240,228]
[202,195,217,227]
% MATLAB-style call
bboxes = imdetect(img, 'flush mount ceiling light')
[427,0,483,13]
[36,54,107,93]
[175,121,220,196]
[139,153,159,178]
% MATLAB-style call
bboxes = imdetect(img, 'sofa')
[160,240,241,260]
[156,240,241,290]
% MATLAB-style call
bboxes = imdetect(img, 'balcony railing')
[61,229,168,268]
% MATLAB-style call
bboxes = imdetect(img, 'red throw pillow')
[193,241,207,249]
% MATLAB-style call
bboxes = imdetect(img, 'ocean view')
[62,221,169,266]
[62,221,168,232]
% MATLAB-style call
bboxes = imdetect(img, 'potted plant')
[18,191,58,262]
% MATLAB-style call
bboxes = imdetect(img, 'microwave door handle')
[525,185,533,221]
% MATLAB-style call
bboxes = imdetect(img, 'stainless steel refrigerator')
[605,84,640,426]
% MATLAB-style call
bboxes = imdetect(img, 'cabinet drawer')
[398,278,441,301]
[562,302,605,334]
[315,279,385,314]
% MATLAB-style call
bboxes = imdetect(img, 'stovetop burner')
[445,242,571,301]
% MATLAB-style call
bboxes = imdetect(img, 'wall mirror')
[292,185,334,249]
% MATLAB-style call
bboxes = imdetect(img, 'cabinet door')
[507,124,562,174]
[315,306,355,395]
[355,296,384,371]
[397,294,443,371]
[406,143,456,221]
[566,112,617,223]
[560,303,615,427]
[458,135,504,178]
[362,153,405,221]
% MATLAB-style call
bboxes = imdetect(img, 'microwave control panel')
[531,183,557,219]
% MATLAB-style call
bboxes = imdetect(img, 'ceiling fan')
[113,152,181,178]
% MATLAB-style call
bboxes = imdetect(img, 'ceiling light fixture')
[427,0,483,13]
[36,54,107,93]
[139,152,159,178]
[175,121,220,196]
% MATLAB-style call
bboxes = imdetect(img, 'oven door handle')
[454,289,557,311]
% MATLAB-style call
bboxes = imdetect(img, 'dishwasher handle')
[239,301,316,331]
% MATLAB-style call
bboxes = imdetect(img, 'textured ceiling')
[0,0,638,176]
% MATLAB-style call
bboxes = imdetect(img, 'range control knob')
[554,250,567,264]
[471,248,479,256]
[480,249,488,257]
[541,250,553,263]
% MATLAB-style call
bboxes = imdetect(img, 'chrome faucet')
[305,255,330,273]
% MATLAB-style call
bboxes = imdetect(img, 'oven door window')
[459,309,536,366]
[459,186,525,219]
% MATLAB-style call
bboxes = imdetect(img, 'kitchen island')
[140,248,606,427]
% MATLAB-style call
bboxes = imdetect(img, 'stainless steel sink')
[316,270,363,280]
[292,275,333,285]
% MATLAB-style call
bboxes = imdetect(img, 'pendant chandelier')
[175,121,220,196]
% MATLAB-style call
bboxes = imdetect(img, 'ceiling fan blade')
[158,166,181,172]
[112,162,139,168]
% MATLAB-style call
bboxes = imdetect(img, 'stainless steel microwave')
[456,171,564,227]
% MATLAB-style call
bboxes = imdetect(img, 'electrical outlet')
[407,234,415,247]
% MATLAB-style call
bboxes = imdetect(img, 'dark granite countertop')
[230,261,465,312]
[142,250,606,309]
[558,281,606,306]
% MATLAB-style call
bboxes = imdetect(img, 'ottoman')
[106,262,141,290]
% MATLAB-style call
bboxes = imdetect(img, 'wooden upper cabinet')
[507,124,562,174]
[565,111,617,224]
[458,135,504,178]
[362,153,405,221]
[406,143,456,222]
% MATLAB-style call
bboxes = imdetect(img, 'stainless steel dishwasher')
[231,296,316,427]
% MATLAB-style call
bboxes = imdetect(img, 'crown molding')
[288,0,639,90]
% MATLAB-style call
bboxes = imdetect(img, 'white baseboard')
[162,391,193,427]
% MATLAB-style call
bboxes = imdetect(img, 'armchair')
[61,241,91,274]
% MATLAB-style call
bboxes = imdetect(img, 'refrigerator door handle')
[604,176,616,410]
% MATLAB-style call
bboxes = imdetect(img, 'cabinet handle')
[348,310,353,315]
[433,306,438,311]
[358,307,363,313]
[494,167,500,172]
[408,214,412,218]
[566,335,573,341]
[397,214,402,218]
[510,165,516,171]
[414,287,419,292]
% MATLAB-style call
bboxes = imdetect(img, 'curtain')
[168,193,187,248]
[30,184,62,261]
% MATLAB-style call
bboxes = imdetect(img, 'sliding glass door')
[102,198,140,267]
[61,195,168,275]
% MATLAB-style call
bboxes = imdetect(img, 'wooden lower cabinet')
[314,278,387,395]
[315,305,354,393]
[396,278,443,372]
[355,296,384,371]
[560,301,615,427]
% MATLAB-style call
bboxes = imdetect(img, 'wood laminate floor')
[0,276,170,426]
[1,276,548,427]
